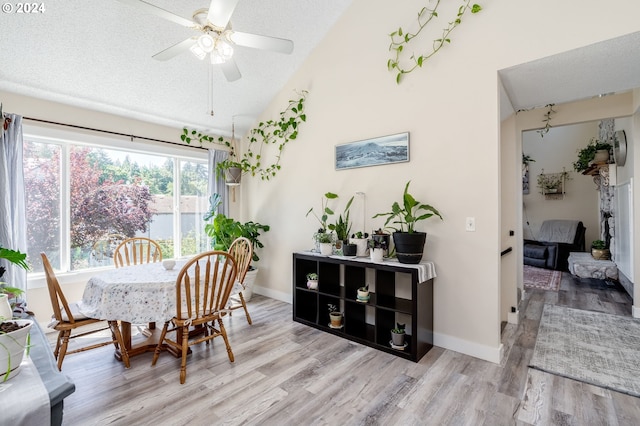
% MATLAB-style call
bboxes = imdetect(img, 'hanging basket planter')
[225,167,242,186]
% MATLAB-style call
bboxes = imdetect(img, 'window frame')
[23,124,209,288]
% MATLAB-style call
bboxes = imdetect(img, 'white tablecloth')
[0,356,50,425]
[79,262,186,324]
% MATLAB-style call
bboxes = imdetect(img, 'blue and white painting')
[335,132,409,170]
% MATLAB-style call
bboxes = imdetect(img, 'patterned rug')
[523,265,562,291]
[530,304,640,397]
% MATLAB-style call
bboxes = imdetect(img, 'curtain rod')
[22,116,207,151]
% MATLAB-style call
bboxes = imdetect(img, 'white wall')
[522,122,600,245]
[241,0,640,362]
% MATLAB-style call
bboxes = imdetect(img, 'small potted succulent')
[306,272,319,290]
[356,283,370,303]
[327,304,342,328]
[316,232,334,256]
[390,322,406,347]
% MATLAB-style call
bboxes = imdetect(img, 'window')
[23,126,209,273]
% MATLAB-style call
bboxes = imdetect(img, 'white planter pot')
[0,294,12,320]
[240,268,258,302]
[594,149,610,163]
[0,319,33,381]
[307,280,318,290]
[319,243,333,256]
[370,248,384,262]
[350,238,369,257]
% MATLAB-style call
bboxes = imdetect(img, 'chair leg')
[57,330,71,371]
[218,319,234,363]
[108,321,130,368]
[53,331,63,359]
[238,292,252,325]
[179,325,189,384]
[151,322,169,366]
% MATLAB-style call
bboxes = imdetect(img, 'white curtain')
[208,149,229,216]
[0,113,28,300]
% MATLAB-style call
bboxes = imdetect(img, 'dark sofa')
[524,220,586,271]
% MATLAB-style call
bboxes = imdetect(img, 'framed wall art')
[335,132,409,170]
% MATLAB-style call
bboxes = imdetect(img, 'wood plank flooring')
[54,273,638,425]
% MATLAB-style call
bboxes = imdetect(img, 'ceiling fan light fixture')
[215,39,234,61]
[189,43,207,60]
[197,34,215,53]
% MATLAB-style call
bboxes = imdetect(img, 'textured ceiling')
[0,0,352,137]
[500,31,640,118]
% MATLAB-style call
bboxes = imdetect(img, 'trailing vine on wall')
[536,103,556,138]
[388,0,482,83]
[181,90,308,181]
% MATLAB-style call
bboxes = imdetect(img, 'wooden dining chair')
[90,233,125,267]
[113,237,162,268]
[151,250,237,384]
[41,252,130,370]
[226,237,254,325]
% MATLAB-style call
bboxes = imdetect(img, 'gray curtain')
[208,149,229,216]
[0,113,27,299]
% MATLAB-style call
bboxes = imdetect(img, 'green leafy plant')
[182,90,308,181]
[573,137,613,172]
[306,273,318,281]
[536,170,570,194]
[316,232,333,244]
[373,181,443,233]
[522,154,535,165]
[306,192,339,232]
[536,104,556,137]
[351,231,368,239]
[391,322,406,334]
[328,196,354,241]
[591,240,607,250]
[203,195,270,262]
[0,247,29,304]
[388,0,482,83]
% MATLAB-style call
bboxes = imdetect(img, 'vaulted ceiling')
[1,2,638,139]
[0,0,353,137]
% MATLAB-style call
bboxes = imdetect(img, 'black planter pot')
[392,232,426,264]
[343,243,357,257]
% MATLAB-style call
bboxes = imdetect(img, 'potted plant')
[203,195,270,300]
[591,240,610,260]
[0,246,32,381]
[390,322,406,348]
[327,304,342,329]
[573,137,613,173]
[328,196,354,250]
[307,191,339,251]
[373,181,443,264]
[306,273,319,290]
[356,283,370,303]
[316,232,334,256]
[349,231,369,257]
[371,228,391,257]
[368,238,387,262]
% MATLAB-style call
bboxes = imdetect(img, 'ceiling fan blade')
[220,58,241,82]
[117,0,199,29]
[152,37,197,61]
[207,0,240,29]
[229,31,294,54]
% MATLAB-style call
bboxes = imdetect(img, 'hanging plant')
[388,0,482,83]
[536,104,556,138]
[181,90,308,181]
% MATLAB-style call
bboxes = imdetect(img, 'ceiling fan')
[118,0,294,82]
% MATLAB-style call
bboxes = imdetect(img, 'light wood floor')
[55,274,638,425]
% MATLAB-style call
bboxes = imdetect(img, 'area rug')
[530,304,640,397]
[523,265,562,291]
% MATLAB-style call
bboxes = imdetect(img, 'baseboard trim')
[254,286,292,304]
[633,305,640,319]
[434,332,502,364]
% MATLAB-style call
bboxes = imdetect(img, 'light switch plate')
[466,217,476,232]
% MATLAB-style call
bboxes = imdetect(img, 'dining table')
[79,261,188,360]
